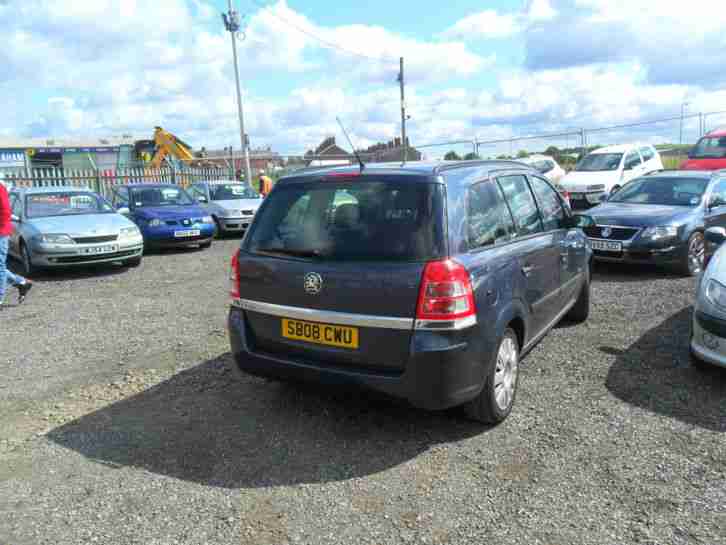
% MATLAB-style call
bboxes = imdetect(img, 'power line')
[247,0,398,65]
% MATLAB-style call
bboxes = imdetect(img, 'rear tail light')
[416,259,476,323]
[229,249,241,299]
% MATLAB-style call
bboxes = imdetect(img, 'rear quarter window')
[245,177,446,262]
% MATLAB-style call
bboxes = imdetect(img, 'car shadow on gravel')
[605,307,726,432]
[47,354,485,489]
[592,262,684,283]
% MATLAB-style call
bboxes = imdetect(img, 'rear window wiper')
[254,247,325,259]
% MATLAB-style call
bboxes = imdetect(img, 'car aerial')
[691,226,726,370]
[583,170,726,276]
[560,144,663,209]
[227,160,593,424]
[681,128,726,171]
[7,186,144,275]
[187,180,262,235]
[111,183,215,249]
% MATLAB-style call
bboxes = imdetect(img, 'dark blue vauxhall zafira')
[228,160,593,424]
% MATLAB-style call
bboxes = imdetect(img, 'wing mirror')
[196,196,208,203]
[10,213,20,223]
[566,214,596,229]
[117,206,130,215]
[705,227,726,246]
[708,196,725,210]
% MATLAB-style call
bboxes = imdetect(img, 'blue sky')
[2,0,725,158]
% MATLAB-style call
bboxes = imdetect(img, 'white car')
[520,155,566,183]
[691,226,726,369]
[560,144,663,209]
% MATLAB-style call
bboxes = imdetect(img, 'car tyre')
[19,241,37,277]
[125,256,142,268]
[199,240,213,249]
[565,268,590,323]
[681,231,705,277]
[463,327,519,425]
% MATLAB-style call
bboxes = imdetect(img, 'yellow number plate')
[281,318,359,349]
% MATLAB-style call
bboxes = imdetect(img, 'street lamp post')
[222,1,252,186]
[680,102,690,145]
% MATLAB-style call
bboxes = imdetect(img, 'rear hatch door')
[237,173,447,373]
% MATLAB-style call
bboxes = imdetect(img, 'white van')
[560,144,663,209]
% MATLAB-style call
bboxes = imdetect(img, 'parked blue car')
[111,184,215,249]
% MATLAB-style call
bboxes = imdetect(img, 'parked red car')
[681,129,726,170]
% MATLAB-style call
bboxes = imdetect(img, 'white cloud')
[441,10,521,39]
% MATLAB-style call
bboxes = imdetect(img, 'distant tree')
[463,152,480,160]
[444,151,461,160]
[496,154,510,160]
[517,150,530,158]
[544,146,560,157]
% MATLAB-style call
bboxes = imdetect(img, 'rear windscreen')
[245,178,446,262]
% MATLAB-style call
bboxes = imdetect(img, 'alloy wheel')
[493,333,519,412]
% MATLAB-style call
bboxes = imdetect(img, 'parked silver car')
[691,226,726,369]
[187,180,262,235]
[7,186,144,275]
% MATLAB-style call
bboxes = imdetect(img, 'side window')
[529,176,566,231]
[113,187,129,207]
[624,151,642,170]
[496,175,543,237]
[467,181,516,249]
[188,184,205,201]
[709,180,726,207]
[10,194,21,217]
[640,147,654,162]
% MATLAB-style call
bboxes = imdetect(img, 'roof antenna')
[336,117,365,172]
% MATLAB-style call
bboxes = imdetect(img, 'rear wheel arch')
[508,316,525,352]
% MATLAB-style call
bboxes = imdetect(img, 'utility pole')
[223,0,252,185]
[679,102,690,145]
[398,57,407,163]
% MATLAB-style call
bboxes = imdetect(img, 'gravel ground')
[1,242,725,545]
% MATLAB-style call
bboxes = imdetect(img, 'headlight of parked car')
[39,233,74,244]
[201,216,214,223]
[641,226,678,240]
[146,219,162,227]
[119,226,141,238]
[705,278,726,310]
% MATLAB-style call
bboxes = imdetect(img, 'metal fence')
[3,166,230,199]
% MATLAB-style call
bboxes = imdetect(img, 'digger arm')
[149,127,197,168]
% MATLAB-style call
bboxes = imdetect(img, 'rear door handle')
[521,265,535,277]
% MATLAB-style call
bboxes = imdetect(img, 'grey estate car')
[187,180,262,235]
[228,161,594,424]
[8,186,144,275]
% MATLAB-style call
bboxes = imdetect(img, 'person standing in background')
[0,177,32,309]
[259,174,273,197]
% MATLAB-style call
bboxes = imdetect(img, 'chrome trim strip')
[232,298,414,330]
[414,314,477,331]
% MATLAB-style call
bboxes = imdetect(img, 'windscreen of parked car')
[608,177,708,206]
[25,192,113,218]
[575,153,623,171]
[130,186,194,207]
[210,183,261,201]
[689,137,726,158]
[245,178,446,262]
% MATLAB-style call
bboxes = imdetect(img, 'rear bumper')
[227,307,485,410]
